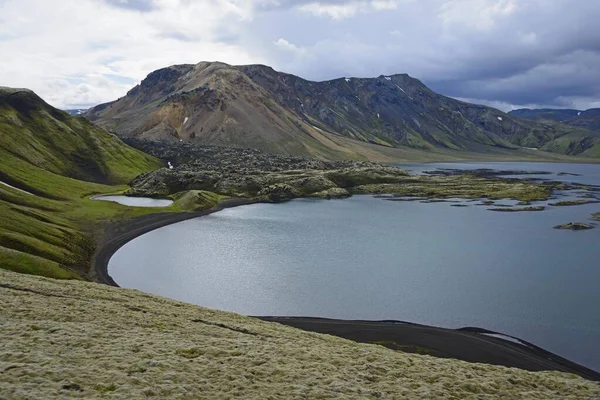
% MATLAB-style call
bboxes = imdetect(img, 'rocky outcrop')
[125,140,564,203]
[125,140,409,201]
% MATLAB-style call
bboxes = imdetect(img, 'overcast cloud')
[1,0,598,111]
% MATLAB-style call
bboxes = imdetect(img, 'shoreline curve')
[91,197,260,287]
[90,197,600,381]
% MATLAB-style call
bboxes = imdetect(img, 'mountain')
[567,109,600,132]
[510,108,600,133]
[0,87,159,186]
[86,62,600,159]
[508,108,582,122]
[65,108,88,116]
[0,87,162,279]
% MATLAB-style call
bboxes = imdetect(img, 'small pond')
[93,195,173,207]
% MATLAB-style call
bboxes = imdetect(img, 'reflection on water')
[109,162,600,370]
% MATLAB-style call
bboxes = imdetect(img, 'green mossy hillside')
[0,89,161,186]
[0,88,166,279]
[173,190,227,211]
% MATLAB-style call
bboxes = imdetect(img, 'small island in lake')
[554,223,595,230]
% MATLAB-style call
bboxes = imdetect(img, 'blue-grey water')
[109,162,600,370]
[93,195,173,207]
[399,161,600,185]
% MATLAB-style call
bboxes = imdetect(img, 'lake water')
[93,195,173,207]
[109,162,600,370]
[398,161,600,185]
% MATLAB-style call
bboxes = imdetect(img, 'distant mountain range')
[509,108,600,133]
[83,62,600,159]
[64,108,88,116]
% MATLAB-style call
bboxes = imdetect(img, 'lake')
[108,162,600,370]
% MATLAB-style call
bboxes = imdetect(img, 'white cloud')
[0,0,264,108]
[438,0,517,31]
[519,32,538,45]
[274,38,305,54]
[297,0,403,20]
[1,0,599,111]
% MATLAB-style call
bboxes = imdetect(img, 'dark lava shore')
[259,317,600,382]
[91,197,258,286]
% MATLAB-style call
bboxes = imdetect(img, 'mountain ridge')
[86,61,600,160]
[509,108,600,133]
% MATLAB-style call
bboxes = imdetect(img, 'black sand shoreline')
[258,317,600,381]
[91,197,260,287]
[91,198,600,382]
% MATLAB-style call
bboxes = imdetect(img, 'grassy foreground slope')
[2,269,599,400]
[0,88,163,279]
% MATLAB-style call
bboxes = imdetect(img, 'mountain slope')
[0,87,159,186]
[510,108,600,133]
[508,108,582,122]
[86,62,599,160]
[0,87,163,279]
[566,108,600,132]
[3,269,600,399]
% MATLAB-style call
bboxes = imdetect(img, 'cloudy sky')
[1,0,599,111]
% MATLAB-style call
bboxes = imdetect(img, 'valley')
[2,74,600,398]
[4,1,600,397]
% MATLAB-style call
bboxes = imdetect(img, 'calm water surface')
[93,195,173,207]
[109,162,600,370]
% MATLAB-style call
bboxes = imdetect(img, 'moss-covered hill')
[0,87,163,279]
[2,269,598,400]
[0,87,160,185]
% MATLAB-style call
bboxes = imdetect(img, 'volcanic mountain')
[86,62,600,160]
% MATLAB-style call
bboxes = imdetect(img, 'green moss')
[94,383,117,393]
[353,174,553,202]
[176,348,203,359]
[549,199,600,207]
[172,190,226,211]
[0,95,165,279]
[370,341,434,355]
[553,223,595,230]
[489,206,546,212]
[0,245,81,279]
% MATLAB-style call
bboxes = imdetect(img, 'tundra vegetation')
[2,269,599,400]
[125,140,567,204]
